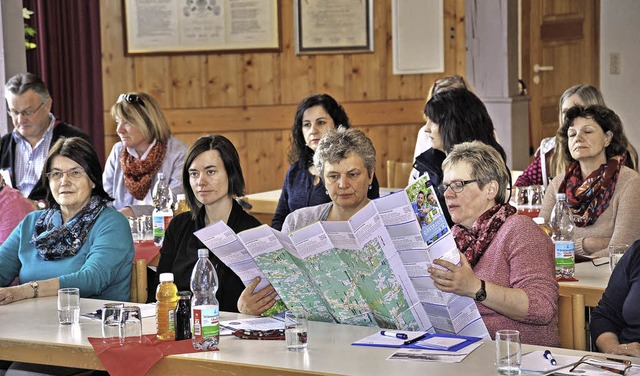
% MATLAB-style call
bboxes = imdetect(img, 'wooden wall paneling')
[204,54,245,107]
[359,125,390,186]
[244,53,282,105]
[314,55,346,99]
[99,0,135,109]
[243,130,288,193]
[134,56,171,107]
[169,55,205,109]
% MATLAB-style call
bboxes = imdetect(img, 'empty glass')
[609,244,629,273]
[495,330,521,375]
[122,306,143,343]
[102,303,124,342]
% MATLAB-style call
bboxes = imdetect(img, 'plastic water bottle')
[191,248,220,350]
[549,193,575,279]
[156,272,178,340]
[152,173,173,246]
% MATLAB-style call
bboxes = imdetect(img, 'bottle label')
[554,241,575,267]
[192,305,219,339]
[152,214,173,237]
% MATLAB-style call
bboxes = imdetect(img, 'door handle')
[534,64,554,73]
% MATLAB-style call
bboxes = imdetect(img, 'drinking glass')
[136,215,153,242]
[57,288,80,325]
[285,310,308,351]
[495,329,521,375]
[102,303,125,341]
[122,306,143,343]
[609,244,629,273]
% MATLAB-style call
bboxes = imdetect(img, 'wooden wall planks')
[99,0,466,194]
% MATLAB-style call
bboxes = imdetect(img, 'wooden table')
[559,261,610,307]
[242,187,402,225]
[0,297,604,375]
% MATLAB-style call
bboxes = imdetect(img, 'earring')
[368,184,372,190]
[325,190,329,195]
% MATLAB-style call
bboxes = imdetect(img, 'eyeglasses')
[46,168,86,181]
[569,355,632,375]
[117,93,144,106]
[431,75,467,96]
[437,180,478,194]
[7,101,46,118]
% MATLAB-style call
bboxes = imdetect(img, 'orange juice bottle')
[156,273,178,340]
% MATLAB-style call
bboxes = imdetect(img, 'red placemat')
[88,334,216,376]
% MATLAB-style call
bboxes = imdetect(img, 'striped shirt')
[13,114,55,196]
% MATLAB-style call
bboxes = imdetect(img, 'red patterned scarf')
[120,141,167,200]
[558,154,625,227]
[452,203,517,267]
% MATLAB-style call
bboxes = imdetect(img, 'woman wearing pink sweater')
[428,141,559,346]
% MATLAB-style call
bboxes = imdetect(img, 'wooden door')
[522,0,599,154]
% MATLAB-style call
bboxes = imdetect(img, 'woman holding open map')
[281,127,376,234]
[427,141,559,346]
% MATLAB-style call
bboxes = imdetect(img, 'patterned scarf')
[558,154,626,227]
[120,141,167,200]
[31,196,109,260]
[452,203,517,267]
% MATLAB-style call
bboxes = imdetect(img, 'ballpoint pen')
[380,330,408,340]
[544,349,557,365]
[403,333,428,345]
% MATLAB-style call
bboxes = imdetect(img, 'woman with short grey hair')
[282,127,376,234]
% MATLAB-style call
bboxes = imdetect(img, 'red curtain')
[24,0,105,162]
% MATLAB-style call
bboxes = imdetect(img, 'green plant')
[23,7,36,50]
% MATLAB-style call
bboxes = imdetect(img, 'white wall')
[600,1,640,148]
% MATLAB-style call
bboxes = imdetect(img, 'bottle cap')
[157,172,165,179]
[198,248,209,258]
[159,272,174,282]
[177,291,192,299]
[177,194,186,201]
[556,193,566,200]
[533,217,545,225]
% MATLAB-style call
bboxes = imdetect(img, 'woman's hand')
[0,285,31,305]
[610,342,640,357]
[237,277,277,315]
[428,252,480,298]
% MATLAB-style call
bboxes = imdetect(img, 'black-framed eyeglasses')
[437,180,478,195]
[568,354,632,375]
[7,101,46,118]
[117,93,144,106]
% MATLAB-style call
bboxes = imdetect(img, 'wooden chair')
[130,259,148,303]
[558,293,587,350]
[386,160,413,188]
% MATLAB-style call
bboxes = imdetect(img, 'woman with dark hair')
[410,88,507,226]
[104,92,187,217]
[271,93,380,231]
[0,137,134,304]
[540,105,640,258]
[157,135,276,315]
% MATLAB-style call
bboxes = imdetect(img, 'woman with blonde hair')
[103,92,187,217]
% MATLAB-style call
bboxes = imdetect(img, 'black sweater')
[156,200,261,312]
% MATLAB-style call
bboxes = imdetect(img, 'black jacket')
[155,200,262,312]
[0,120,90,200]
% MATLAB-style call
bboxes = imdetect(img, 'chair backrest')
[386,160,413,188]
[130,259,148,303]
[558,293,586,350]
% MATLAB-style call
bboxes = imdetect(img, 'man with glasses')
[1,73,89,207]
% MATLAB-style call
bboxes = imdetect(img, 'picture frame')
[123,0,281,55]
[294,0,373,54]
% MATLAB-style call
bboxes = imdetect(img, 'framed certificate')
[123,0,280,55]
[294,0,373,54]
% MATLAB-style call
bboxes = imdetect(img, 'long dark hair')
[424,88,507,162]
[43,137,113,207]
[182,135,246,219]
[289,93,351,168]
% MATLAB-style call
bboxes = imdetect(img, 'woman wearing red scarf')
[103,93,188,218]
[428,141,559,346]
[540,106,640,258]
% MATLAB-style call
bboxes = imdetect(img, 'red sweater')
[473,214,560,346]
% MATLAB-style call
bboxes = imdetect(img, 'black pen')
[403,333,428,346]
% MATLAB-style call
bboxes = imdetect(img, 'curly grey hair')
[313,127,376,179]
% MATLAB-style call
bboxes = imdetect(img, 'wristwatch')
[30,281,39,298]
[474,279,486,302]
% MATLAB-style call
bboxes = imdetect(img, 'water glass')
[609,244,629,273]
[285,310,308,351]
[122,306,143,343]
[136,215,153,242]
[57,288,80,325]
[102,303,125,341]
[528,185,544,206]
[495,329,521,375]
